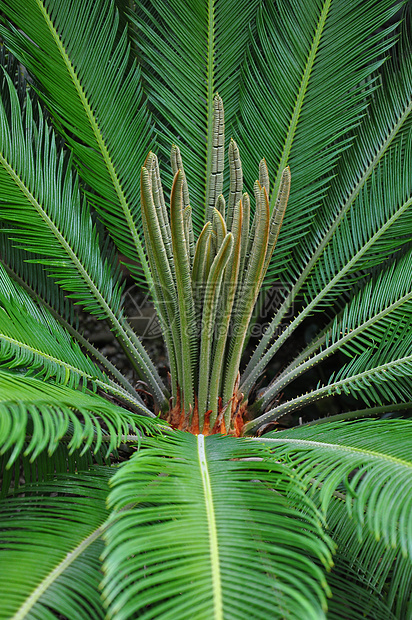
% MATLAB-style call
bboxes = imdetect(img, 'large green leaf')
[240,6,412,394]
[235,0,401,279]
[102,432,334,620]
[0,469,111,620]
[257,418,412,559]
[0,370,162,468]
[0,70,167,407]
[250,250,412,414]
[0,0,154,286]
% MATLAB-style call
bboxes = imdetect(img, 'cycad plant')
[0,0,412,618]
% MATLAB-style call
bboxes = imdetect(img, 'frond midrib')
[198,433,223,620]
[2,155,131,352]
[204,0,216,220]
[246,352,412,432]
[12,523,105,620]
[257,436,412,470]
[269,0,332,211]
[36,0,151,284]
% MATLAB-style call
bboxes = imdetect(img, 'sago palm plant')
[0,0,411,618]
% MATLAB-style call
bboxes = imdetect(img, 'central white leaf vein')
[197,434,223,620]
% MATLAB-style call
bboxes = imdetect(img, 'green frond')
[257,418,412,558]
[0,441,104,498]
[0,73,167,406]
[0,369,162,468]
[1,233,78,329]
[301,11,412,281]
[0,251,141,400]
[325,495,412,619]
[102,432,334,620]
[0,469,111,619]
[249,349,412,430]
[235,0,401,284]
[253,250,412,408]
[0,0,154,286]
[130,0,261,230]
[0,265,146,409]
[241,126,412,394]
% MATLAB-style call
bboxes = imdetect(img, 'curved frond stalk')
[223,184,270,405]
[256,418,412,558]
[0,0,154,287]
[0,470,111,619]
[130,0,260,230]
[256,252,412,408]
[227,139,243,230]
[0,370,162,467]
[102,432,333,620]
[0,74,167,409]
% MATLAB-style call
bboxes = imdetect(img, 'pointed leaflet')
[0,0,154,286]
[102,432,333,620]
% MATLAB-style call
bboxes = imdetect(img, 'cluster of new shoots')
[140,96,290,435]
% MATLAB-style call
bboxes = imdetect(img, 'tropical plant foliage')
[0,0,411,618]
